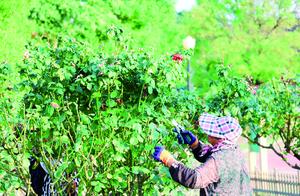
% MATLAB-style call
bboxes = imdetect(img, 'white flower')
[24,50,30,59]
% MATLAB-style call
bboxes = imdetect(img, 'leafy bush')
[0,62,30,193]
[28,0,185,55]
[0,33,203,194]
[206,65,300,169]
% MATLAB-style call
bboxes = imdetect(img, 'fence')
[251,170,300,196]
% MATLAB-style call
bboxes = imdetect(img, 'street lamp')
[183,36,196,91]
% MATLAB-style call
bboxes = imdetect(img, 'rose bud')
[172,54,183,62]
[50,102,60,108]
[24,50,30,59]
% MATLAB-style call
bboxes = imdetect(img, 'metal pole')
[187,58,191,91]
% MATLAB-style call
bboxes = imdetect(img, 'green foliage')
[206,65,300,169]
[244,75,300,164]
[28,0,185,55]
[180,0,300,92]
[1,0,185,63]
[0,62,30,192]
[0,0,37,63]
[205,65,252,117]
[2,0,299,89]
[0,34,203,194]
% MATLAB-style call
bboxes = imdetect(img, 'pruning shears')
[172,119,192,144]
[172,119,184,132]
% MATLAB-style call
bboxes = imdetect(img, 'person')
[29,157,55,195]
[152,113,252,196]
[29,157,79,196]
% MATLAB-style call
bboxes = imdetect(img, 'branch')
[269,145,300,170]
[243,134,272,149]
[287,115,291,141]
[266,16,282,37]
[286,24,300,32]
[253,17,264,31]
[278,127,287,144]
[291,148,300,161]
[242,134,300,170]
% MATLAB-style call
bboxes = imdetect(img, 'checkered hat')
[198,113,242,143]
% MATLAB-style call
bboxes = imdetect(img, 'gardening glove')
[174,129,198,149]
[152,146,176,167]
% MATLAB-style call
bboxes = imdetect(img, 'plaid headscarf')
[198,113,242,152]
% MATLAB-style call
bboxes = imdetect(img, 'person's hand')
[152,146,175,167]
[174,129,198,146]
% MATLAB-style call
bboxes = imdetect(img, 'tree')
[179,0,300,92]
[243,75,300,169]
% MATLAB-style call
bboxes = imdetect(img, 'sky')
[175,0,197,13]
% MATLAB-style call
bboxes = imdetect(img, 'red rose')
[172,54,183,62]
[251,85,259,95]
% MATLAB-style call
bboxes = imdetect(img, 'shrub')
[0,34,203,194]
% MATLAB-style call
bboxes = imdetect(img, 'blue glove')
[152,146,174,166]
[152,146,164,162]
[174,129,197,145]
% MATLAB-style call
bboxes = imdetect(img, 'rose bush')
[205,65,299,169]
[0,32,203,194]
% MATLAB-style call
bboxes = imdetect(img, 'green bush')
[0,62,30,193]
[205,65,300,169]
[0,34,203,194]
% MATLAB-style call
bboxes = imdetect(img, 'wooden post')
[260,138,268,172]
[296,170,300,195]
[288,173,292,194]
[280,172,284,194]
[292,172,296,194]
[254,169,258,191]
[275,170,279,194]
[249,151,257,173]
[262,171,264,192]
[272,169,277,194]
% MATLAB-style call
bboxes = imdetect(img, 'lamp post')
[183,36,196,91]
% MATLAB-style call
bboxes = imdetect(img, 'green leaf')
[110,90,118,98]
[46,106,54,116]
[108,100,117,107]
[80,113,90,124]
[91,181,99,186]
[132,123,142,134]
[107,173,112,179]
[130,136,138,145]
[108,72,117,78]
[54,162,68,179]
[91,92,101,99]
[94,185,101,193]
[57,68,65,81]
[87,83,93,90]
[148,86,153,94]
[60,135,70,144]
